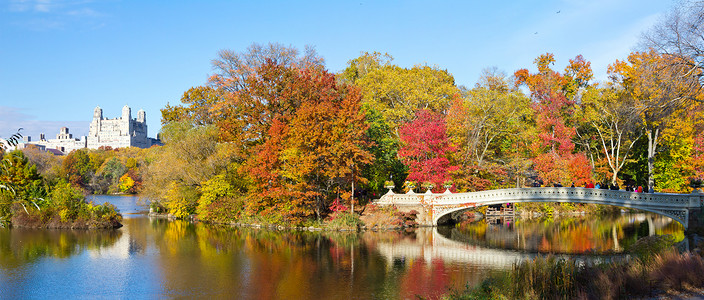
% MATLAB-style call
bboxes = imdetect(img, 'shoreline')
[147,211,421,232]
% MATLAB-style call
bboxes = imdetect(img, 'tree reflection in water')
[0,211,686,299]
[0,227,122,264]
[453,213,684,254]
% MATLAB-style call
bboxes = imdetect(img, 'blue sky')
[0,0,673,140]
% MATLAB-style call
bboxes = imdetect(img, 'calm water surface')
[0,195,684,299]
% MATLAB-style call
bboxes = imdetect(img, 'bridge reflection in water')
[373,214,683,270]
[375,227,537,269]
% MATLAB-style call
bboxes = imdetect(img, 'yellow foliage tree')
[118,173,134,193]
[609,50,703,190]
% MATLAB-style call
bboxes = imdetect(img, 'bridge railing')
[377,187,702,209]
[377,192,426,205]
[440,187,699,208]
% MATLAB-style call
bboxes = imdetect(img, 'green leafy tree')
[447,69,532,190]
[97,157,127,192]
[653,113,698,192]
[62,149,93,189]
[577,85,643,185]
[49,181,86,221]
[360,104,407,193]
[0,151,45,221]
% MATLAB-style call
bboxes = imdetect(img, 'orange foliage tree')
[514,54,593,186]
[210,54,371,223]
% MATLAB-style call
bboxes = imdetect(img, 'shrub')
[199,195,245,224]
[324,212,363,231]
[50,182,86,221]
[359,205,418,229]
[650,251,704,291]
[196,174,235,217]
[163,182,199,218]
[395,210,419,227]
[446,236,704,300]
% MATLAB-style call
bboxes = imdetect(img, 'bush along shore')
[6,183,122,229]
[10,201,122,230]
[148,202,417,232]
[1,150,122,229]
[445,235,704,300]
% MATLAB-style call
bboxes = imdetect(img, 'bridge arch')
[434,198,687,228]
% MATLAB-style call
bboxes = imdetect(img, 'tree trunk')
[647,128,659,192]
[351,178,354,214]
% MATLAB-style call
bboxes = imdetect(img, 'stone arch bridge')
[375,187,704,229]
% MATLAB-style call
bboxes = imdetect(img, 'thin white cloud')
[66,7,100,17]
[34,0,53,12]
[15,18,64,30]
[8,0,55,13]
[8,0,31,12]
[6,0,104,30]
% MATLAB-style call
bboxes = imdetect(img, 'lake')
[0,195,684,299]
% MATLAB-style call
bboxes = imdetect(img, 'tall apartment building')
[87,105,157,149]
[11,105,160,155]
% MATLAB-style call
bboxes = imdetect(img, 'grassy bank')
[445,235,704,299]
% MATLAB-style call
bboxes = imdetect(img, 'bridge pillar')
[376,192,436,226]
[688,208,702,232]
[687,191,704,232]
[392,203,434,226]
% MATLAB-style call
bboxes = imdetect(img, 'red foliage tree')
[398,110,458,190]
